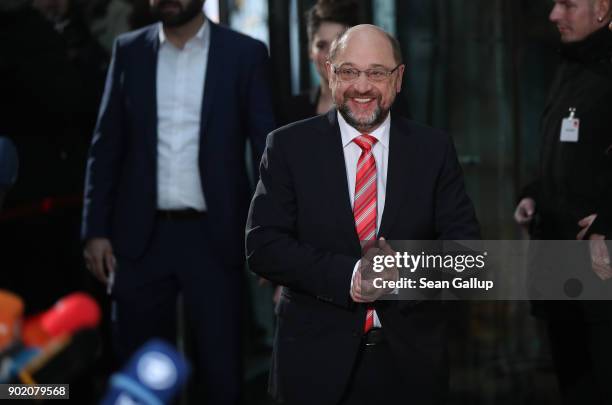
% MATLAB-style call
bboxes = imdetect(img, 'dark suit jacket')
[246,110,480,405]
[522,26,612,321]
[82,20,275,263]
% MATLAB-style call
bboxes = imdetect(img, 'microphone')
[100,339,191,405]
[0,290,24,352]
[0,290,32,383]
[0,136,18,193]
[1,293,102,384]
[22,292,101,347]
[0,346,41,383]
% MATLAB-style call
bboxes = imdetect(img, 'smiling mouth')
[353,98,374,104]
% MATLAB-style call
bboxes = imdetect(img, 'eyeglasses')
[332,64,402,82]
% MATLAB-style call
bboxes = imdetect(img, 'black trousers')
[338,332,407,405]
[548,320,612,405]
[111,217,243,405]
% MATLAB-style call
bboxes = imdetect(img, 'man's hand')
[257,277,283,305]
[83,238,116,284]
[588,234,612,280]
[273,285,283,305]
[350,238,399,303]
[577,213,597,240]
[576,214,611,279]
[514,198,536,228]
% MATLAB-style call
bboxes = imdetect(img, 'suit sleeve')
[518,180,540,205]
[434,137,481,240]
[246,132,357,308]
[245,41,276,176]
[81,39,126,240]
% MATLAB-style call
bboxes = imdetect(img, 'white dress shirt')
[339,112,391,328]
[156,20,210,210]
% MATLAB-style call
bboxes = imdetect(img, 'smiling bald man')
[247,25,480,405]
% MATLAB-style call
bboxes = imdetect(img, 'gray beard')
[338,102,388,133]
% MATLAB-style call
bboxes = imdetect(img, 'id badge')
[560,107,579,143]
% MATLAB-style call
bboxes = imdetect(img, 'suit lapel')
[324,111,361,249]
[143,26,160,158]
[199,20,221,143]
[378,118,419,238]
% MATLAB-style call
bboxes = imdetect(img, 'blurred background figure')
[32,0,134,54]
[32,0,70,22]
[32,0,109,118]
[277,0,409,126]
[514,0,612,403]
[0,0,107,313]
[84,0,134,53]
[0,137,19,211]
[0,2,114,397]
[278,0,359,125]
[81,1,275,403]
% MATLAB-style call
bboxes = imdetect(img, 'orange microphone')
[0,290,24,352]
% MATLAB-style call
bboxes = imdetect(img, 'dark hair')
[305,0,360,44]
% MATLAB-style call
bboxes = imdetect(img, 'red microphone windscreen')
[40,293,101,338]
[22,315,47,348]
[0,290,24,351]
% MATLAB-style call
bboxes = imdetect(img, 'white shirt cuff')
[350,259,360,291]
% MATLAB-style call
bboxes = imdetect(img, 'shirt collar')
[338,110,391,149]
[158,16,209,48]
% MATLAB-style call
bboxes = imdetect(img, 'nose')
[549,3,562,23]
[353,72,373,93]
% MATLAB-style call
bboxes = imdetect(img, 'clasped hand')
[577,214,612,281]
[350,238,399,303]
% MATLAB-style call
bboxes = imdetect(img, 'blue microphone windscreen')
[100,339,190,405]
[0,347,41,383]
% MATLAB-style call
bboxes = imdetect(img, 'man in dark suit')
[514,1,612,403]
[81,0,275,403]
[246,25,479,405]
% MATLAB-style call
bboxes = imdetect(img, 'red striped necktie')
[352,134,378,333]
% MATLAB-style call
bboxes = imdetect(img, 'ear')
[596,0,611,20]
[325,61,334,84]
[395,64,405,93]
